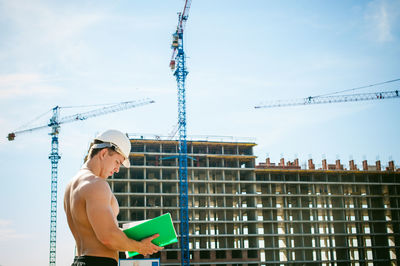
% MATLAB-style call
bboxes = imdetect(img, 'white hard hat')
[93,129,131,167]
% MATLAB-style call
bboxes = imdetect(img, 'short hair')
[84,139,117,163]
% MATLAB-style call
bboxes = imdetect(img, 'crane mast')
[49,107,61,266]
[176,35,190,266]
[7,98,154,266]
[170,1,192,265]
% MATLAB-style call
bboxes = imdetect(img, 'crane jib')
[255,90,400,109]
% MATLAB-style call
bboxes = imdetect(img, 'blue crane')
[254,90,400,109]
[255,78,400,109]
[170,1,192,265]
[7,98,155,266]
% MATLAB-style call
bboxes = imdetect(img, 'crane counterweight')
[7,133,15,141]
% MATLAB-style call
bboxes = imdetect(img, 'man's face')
[100,149,126,178]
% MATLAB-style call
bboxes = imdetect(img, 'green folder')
[122,213,178,257]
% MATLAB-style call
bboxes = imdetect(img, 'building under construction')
[108,136,400,265]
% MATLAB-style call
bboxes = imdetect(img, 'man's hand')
[137,234,164,256]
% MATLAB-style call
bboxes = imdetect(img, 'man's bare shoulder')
[66,170,111,199]
[82,177,111,192]
[77,175,112,200]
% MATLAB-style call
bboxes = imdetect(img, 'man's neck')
[84,159,104,178]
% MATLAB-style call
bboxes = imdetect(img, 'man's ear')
[98,148,108,161]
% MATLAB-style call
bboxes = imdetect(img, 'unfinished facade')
[108,137,400,265]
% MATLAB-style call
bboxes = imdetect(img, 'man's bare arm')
[84,180,163,256]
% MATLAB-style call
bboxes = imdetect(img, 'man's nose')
[115,164,120,173]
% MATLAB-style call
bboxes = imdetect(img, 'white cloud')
[374,3,391,42]
[0,219,30,241]
[365,0,400,43]
[0,73,65,99]
[0,0,107,74]
[1,0,104,43]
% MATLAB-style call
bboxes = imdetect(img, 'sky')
[0,0,399,265]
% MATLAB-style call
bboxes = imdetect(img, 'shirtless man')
[64,129,163,266]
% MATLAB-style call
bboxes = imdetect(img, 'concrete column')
[161,251,167,261]
[210,250,216,260]
[349,160,356,170]
[243,250,248,260]
[193,251,200,260]
[376,160,381,171]
[308,159,315,170]
[322,159,327,170]
[388,161,395,171]
[227,250,232,259]
[336,159,341,170]
[362,160,368,171]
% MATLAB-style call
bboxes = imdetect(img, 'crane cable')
[312,78,400,98]
[15,108,53,131]
[14,100,143,132]
[61,101,124,109]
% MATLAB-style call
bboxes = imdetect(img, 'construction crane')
[7,98,155,266]
[170,1,192,265]
[255,90,399,108]
[255,78,400,109]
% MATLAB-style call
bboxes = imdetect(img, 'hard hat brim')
[122,158,130,168]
